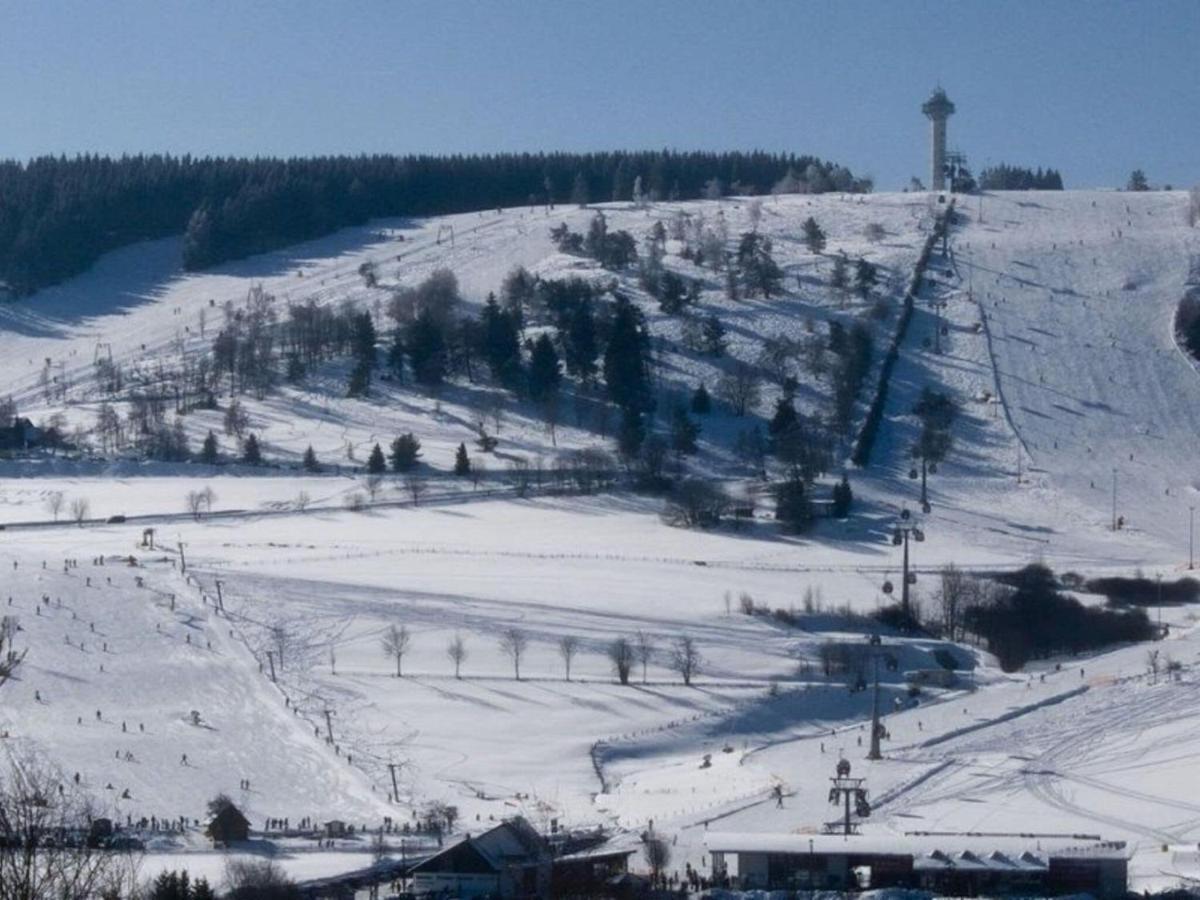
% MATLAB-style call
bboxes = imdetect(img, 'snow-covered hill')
[0,192,934,516]
[4,189,1200,890]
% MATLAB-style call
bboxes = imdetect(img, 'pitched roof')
[410,817,549,875]
[411,839,497,875]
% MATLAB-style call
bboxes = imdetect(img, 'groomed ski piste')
[2,189,1200,891]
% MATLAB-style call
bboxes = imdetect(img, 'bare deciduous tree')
[186,486,215,519]
[69,497,90,526]
[45,491,64,522]
[223,858,296,900]
[382,623,413,677]
[643,835,671,887]
[0,752,141,900]
[446,634,467,678]
[558,635,579,681]
[268,624,292,672]
[934,564,979,641]
[365,474,385,503]
[295,490,312,512]
[715,363,760,416]
[404,474,426,505]
[670,636,702,686]
[634,631,655,684]
[608,637,634,685]
[661,478,730,529]
[498,627,529,680]
[0,616,25,690]
[508,458,532,498]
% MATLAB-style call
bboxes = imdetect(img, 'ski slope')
[852,190,1200,571]
[957,191,1200,556]
[3,189,1200,890]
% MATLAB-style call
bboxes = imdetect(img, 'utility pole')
[388,763,401,803]
[1190,506,1195,570]
[266,650,277,683]
[867,641,883,761]
[930,296,948,354]
[324,708,335,745]
[214,580,224,613]
[892,517,926,621]
[1111,468,1118,531]
[1157,573,1163,638]
[178,541,187,575]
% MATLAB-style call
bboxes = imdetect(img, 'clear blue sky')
[1,0,1196,190]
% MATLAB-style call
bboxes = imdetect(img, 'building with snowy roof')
[704,831,1128,898]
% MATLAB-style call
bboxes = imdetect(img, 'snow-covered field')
[4,189,1200,891]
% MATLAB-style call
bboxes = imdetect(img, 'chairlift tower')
[944,149,970,194]
[826,759,871,836]
[885,511,926,621]
[922,88,956,191]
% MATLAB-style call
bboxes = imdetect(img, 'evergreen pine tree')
[775,475,813,533]
[670,404,700,455]
[658,271,688,314]
[407,310,447,385]
[831,473,854,518]
[701,315,726,357]
[367,443,386,474]
[802,217,827,253]
[603,295,651,411]
[768,397,799,440]
[724,263,740,301]
[454,442,471,476]
[563,298,598,380]
[690,384,711,414]
[389,433,422,472]
[528,333,562,401]
[386,331,406,380]
[830,254,848,292]
[303,445,319,472]
[347,360,370,397]
[584,213,609,260]
[736,232,784,298]
[480,293,523,386]
[351,311,377,367]
[200,430,219,465]
[242,434,262,465]
[854,258,878,296]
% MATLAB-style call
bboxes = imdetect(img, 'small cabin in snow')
[206,804,250,845]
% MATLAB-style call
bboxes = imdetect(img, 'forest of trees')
[0,151,866,296]
[977,163,1065,191]
[926,563,1154,670]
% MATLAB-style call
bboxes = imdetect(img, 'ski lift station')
[703,832,1128,898]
